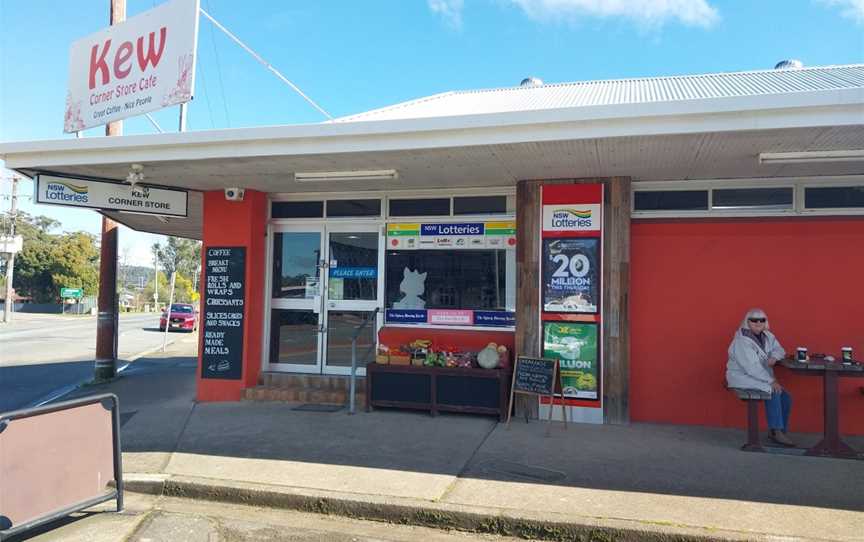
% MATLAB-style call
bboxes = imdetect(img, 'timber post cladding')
[515,177,632,423]
[601,177,631,424]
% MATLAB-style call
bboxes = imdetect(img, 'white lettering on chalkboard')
[202,247,246,380]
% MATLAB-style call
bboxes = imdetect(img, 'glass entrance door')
[323,225,381,375]
[269,223,382,375]
[269,226,325,373]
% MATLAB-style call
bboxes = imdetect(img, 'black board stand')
[507,356,567,432]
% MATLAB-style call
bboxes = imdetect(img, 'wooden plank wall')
[515,180,541,419]
[515,177,631,423]
[602,177,631,424]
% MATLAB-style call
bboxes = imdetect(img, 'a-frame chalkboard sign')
[507,356,567,430]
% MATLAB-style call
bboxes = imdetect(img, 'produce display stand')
[365,362,512,421]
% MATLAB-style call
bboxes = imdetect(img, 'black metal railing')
[349,307,380,414]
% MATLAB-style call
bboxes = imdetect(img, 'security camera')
[224,188,245,201]
[127,163,144,189]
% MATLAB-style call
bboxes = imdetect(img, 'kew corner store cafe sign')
[64,0,199,132]
[36,175,188,217]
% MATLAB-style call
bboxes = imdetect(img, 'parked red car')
[159,303,198,332]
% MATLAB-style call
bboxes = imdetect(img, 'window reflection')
[269,309,319,365]
[385,250,509,310]
[328,233,378,301]
[272,232,321,299]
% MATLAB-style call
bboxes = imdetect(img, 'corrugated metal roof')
[334,64,864,123]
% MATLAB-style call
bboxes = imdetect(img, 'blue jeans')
[764,389,792,432]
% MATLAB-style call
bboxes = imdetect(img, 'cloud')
[818,0,864,24]
[428,0,465,28]
[506,0,720,28]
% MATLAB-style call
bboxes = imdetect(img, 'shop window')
[633,190,708,211]
[389,198,450,217]
[272,201,324,219]
[269,309,319,365]
[453,196,507,215]
[712,187,793,210]
[328,232,378,301]
[271,232,321,299]
[327,199,381,217]
[385,249,515,313]
[804,186,864,209]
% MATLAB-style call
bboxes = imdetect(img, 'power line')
[197,53,216,129]
[199,7,333,120]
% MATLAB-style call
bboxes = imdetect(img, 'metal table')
[780,357,864,459]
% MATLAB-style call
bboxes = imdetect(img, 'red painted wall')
[197,190,267,401]
[630,218,864,435]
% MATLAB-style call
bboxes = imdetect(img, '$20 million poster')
[542,237,600,314]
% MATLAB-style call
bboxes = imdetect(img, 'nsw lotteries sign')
[65,0,200,132]
[387,221,516,250]
[36,175,188,217]
[542,204,601,233]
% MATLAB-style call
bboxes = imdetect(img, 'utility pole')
[3,176,18,323]
[94,0,125,380]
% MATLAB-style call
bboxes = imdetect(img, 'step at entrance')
[242,373,366,406]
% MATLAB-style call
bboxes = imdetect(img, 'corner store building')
[3,64,863,434]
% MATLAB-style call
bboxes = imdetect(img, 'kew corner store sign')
[36,175,188,217]
[65,0,200,132]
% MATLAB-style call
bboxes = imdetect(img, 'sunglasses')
[748,318,766,323]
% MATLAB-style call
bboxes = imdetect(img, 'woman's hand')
[767,357,778,367]
[771,380,783,393]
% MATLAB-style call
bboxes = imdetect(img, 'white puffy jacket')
[725,329,785,394]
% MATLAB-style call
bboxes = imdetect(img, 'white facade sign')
[36,175,188,217]
[65,0,200,133]
[542,204,602,233]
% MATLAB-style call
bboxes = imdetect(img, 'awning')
[2,82,862,239]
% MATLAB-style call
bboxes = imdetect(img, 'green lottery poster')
[542,322,599,400]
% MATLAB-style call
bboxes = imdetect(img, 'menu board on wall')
[201,247,245,380]
[542,322,599,400]
[542,238,600,314]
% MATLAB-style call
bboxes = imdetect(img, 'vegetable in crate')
[477,343,500,369]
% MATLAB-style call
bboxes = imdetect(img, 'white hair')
[740,308,770,330]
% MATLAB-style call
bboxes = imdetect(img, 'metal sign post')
[162,272,176,352]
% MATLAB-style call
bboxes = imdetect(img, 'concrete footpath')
[47,345,864,542]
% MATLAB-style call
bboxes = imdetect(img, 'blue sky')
[1,0,863,266]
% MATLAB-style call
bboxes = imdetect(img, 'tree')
[173,273,199,303]
[152,237,201,279]
[142,271,169,305]
[10,213,100,302]
[13,213,62,302]
[49,232,99,296]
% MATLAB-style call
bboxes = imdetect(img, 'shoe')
[769,430,796,447]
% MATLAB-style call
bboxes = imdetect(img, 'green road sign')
[61,287,83,298]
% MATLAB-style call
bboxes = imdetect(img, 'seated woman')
[726,308,795,447]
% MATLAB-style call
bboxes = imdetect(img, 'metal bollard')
[350,337,358,415]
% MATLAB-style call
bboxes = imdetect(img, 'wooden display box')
[365,362,512,421]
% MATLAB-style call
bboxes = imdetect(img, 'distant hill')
[120,265,154,290]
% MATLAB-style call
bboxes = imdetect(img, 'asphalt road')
[0,312,196,412]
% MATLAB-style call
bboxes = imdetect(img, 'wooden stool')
[728,387,771,452]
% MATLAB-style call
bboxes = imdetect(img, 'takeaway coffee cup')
[796,347,808,362]
[841,347,853,363]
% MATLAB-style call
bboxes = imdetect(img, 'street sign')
[61,288,84,299]
[36,175,188,217]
